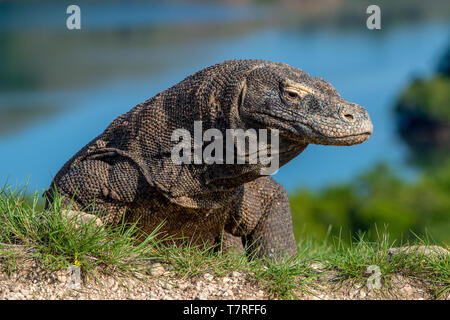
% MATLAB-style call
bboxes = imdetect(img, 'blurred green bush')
[290,160,450,244]
[396,76,450,120]
[394,44,450,167]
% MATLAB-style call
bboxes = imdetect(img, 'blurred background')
[1,0,449,244]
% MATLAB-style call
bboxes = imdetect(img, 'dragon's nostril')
[344,113,354,121]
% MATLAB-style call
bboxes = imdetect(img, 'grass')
[0,184,448,299]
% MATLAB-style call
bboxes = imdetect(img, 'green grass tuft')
[0,184,448,299]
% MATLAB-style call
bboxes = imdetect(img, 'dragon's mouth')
[313,132,372,146]
[293,122,372,146]
[251,111,373,146]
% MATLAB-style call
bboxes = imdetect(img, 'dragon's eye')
[285,90,301,102]
[281,80,313,103]
[288,91,298,98]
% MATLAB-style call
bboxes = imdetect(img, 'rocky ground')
[0,257,266,300]
[0,245,447,300]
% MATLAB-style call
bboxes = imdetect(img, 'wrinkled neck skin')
[202,136,308,191]
[152,61,309,207]
[175,68,309,191]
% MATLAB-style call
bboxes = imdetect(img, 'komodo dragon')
[45,60,373,260]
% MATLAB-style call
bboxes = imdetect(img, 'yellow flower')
[74,254,80,267]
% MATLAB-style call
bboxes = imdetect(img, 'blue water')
[0,1,261,30]
[0,4,449,193]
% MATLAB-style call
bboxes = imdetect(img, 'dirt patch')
[0,245,266,300]
[294,276,444,300]
[0,245,448,300]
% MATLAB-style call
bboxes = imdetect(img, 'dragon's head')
[238,61,373,147]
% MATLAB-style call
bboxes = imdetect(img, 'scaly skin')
[45,60,373,260]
